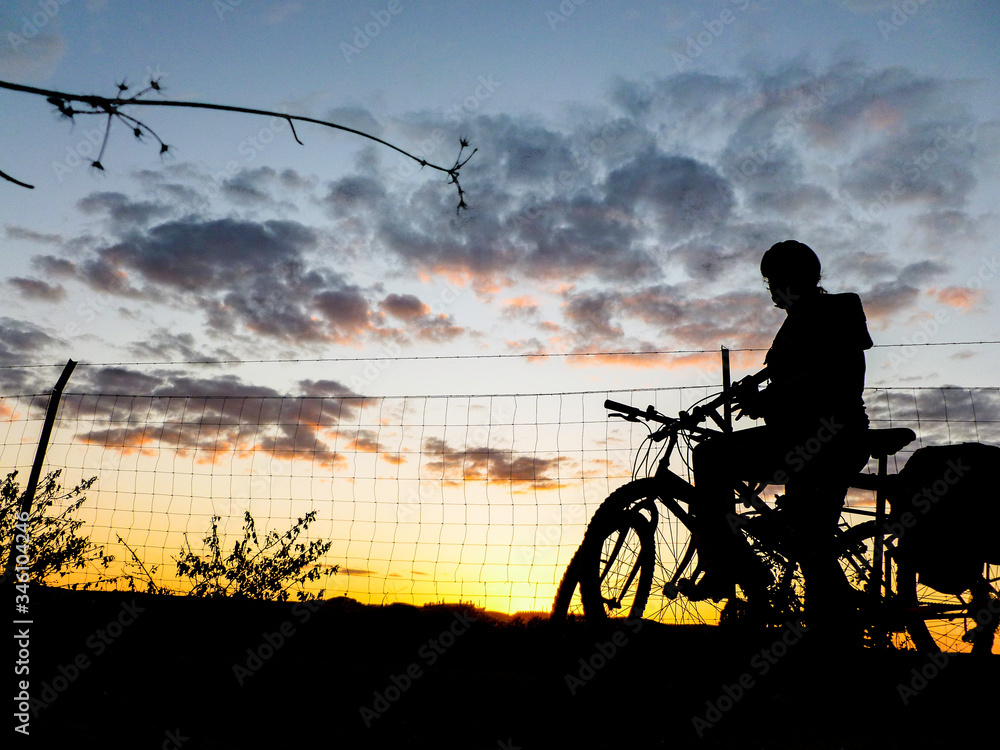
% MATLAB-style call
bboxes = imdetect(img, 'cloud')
[339,567,374,576]
[262,1,303,24]
[64,370,365,468]
[931,286,984,310]
[8,277,66,302]
[421,436,567,490]
[126,329,236,364]
[323,106,383,139]
[322,175,388,216]
[53,208,389,346]
[298,379,357,397]
[861,282,921,322]
[865,387,1000,446]
[841,122,977,209]
[561,289,624,343]
[219,166,310,208]
[379,293,429,321]
[5,225,62,244]
[0,317,63,392]
[77,192,173,229]
[609,71,745,123]
[500,295,540,320]
[8,58,995,382]
[604,149,735,236]
[0,33,65,79]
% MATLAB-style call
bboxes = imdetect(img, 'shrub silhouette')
[174,510,337,601]
[1,469,114,588]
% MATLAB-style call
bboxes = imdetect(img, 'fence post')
[2,359,76,583]
[721,346,732,433]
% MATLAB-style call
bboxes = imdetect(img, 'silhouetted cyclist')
[691,240,873,635]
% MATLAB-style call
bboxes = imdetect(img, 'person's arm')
[731,367,769,419]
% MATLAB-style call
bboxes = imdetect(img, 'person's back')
[762,289,872,436]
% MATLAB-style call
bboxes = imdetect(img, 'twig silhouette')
[0,78,476,209]
[116,533,161,594]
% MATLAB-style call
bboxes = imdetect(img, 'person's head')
[760,240,823,310]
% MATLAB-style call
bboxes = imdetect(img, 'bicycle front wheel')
[569,478,734,627]
[577,482,657,622]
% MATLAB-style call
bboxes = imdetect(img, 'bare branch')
[0,78,474,208]
[0,168,33,189]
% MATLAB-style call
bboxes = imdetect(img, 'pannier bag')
[887,442,1000,594]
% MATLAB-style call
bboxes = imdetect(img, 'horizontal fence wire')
[1,386,998,614]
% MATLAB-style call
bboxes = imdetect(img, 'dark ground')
[10,585,999,749]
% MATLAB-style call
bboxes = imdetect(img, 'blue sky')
[2,0,999,400]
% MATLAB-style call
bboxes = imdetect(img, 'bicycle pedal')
[962,628,982,645]
[675,576,732,602]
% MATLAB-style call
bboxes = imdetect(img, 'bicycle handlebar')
[605,367,769,430]
[603,399,676,425]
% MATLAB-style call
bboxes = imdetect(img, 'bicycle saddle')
[866,427,916,458]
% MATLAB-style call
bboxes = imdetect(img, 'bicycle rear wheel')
[895,561,999,655]
[836,521,999,654]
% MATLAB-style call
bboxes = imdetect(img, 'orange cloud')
[502,295,539,310]
[931,286,983,310]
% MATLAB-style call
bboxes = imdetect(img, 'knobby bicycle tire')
[578,506,656,621]
[554,478,737,627]
[551,479,659,623]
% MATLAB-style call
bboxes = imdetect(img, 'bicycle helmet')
[760,240,821,286]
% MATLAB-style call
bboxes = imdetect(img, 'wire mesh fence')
[1,384,998,614]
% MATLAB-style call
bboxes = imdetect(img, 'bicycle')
[550,375,1000,655]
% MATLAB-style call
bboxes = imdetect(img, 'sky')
[1,0,998,400]
[1,2,999,614]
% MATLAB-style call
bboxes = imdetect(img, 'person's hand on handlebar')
[731,375,767,421]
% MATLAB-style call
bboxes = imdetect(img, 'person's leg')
[784,485,852,622]
[689,427,784,600]
[783,428,871,639]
